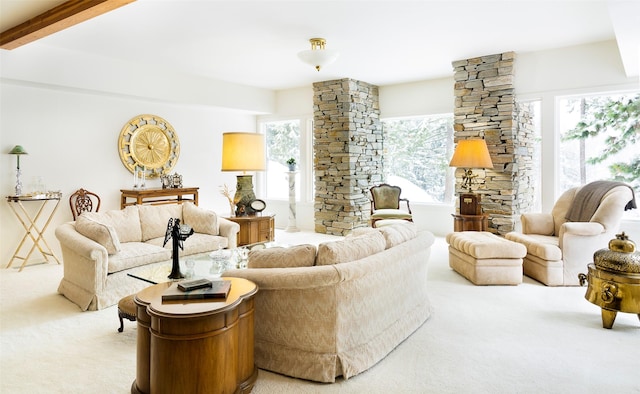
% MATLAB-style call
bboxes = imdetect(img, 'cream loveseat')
[56,202,239,311]
[225,223,434,383]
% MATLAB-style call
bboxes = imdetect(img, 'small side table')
[226,214,275,246]
[131,278,258,394]
[6,194,62,271]
[452,213,489,232]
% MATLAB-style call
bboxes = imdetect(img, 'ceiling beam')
[0,0,136,50]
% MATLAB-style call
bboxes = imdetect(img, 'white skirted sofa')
[55,203,239,311]
[224,223,434,383]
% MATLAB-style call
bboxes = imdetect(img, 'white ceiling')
[1,0,638,91]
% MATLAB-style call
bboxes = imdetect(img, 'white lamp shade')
[449,139,493,168]
[221,132,266,171]
[297,49,339,70]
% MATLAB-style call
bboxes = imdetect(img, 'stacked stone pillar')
[313,78,383,235]
[452,52,534,234]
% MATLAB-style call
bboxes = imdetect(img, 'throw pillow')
[378,223,418,249]
[138,204,183,242]
[82,205,142,243]
[316,231,386,265]
[75,214,121,255]
[182,202,218,236]
[349,227,378,237]
[247,244,317,268]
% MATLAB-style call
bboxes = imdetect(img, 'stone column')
[313,78,383,236]
[452,52,534,235]
[285,171,299,232]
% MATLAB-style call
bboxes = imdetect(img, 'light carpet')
[1,231,639,394]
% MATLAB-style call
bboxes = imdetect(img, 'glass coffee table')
[127,241,282,284]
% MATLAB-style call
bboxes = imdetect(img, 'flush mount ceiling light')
[297,38,339,72]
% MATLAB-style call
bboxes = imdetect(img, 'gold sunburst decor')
[118,114,180,179]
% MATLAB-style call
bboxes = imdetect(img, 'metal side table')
[6,194,62,272]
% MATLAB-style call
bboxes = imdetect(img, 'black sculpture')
[163,218,194,279]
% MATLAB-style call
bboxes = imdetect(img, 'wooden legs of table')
[6,197,61,271]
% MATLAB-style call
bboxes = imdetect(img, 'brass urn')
[578,232,640,329]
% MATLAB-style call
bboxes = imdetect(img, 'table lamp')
[449,139,493,215]
[221,132,265,216]
[9,145,28,196]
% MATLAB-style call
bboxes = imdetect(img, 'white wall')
[0,81,258,266]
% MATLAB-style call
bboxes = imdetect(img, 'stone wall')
[452,52,534,234]
[313,78,383,235]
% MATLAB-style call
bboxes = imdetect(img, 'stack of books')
[162,278,231,301]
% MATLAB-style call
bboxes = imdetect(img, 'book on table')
[162,279,232,301]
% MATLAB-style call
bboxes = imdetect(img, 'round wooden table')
[131,277,258,394]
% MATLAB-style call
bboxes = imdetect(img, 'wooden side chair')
[69,188,101,220]
[369,183,413,228]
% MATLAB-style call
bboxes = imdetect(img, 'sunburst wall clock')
[118,114,180,179]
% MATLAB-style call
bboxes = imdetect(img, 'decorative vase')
[233,175,256,216]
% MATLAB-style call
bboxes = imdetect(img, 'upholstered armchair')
[505,182,636,286]
[369,183,413,228]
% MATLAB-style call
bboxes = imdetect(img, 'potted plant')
[286,158,297,171]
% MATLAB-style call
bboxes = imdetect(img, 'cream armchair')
[505,182,636,286]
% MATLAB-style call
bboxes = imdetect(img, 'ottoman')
[446,231,527,285]
[117,294,137,332]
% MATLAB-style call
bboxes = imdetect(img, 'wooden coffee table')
[131,277,258,394]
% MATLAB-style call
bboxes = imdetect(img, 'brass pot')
[578,232,640,329]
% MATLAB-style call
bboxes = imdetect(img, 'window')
[381,115,454,204]
[263,120,300,200]
[558,92,640,218]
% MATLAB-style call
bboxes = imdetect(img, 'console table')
[131,278,258,394]
[5,194,62,272]
[226,214,275,246]
[452,213,489,232]
[120,187,198,209]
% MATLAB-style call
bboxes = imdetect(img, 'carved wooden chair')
[69,188,101,220]
[369,183,413,228]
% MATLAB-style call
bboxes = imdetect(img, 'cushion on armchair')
[504,232,562,261]
[371,209,412,220]
[521,213,554,235]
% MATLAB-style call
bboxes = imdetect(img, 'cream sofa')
[56,202,239,311]
[224,223,434,383]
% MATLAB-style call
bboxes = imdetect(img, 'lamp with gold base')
[221,132,266,216]
[449,139,493,215]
